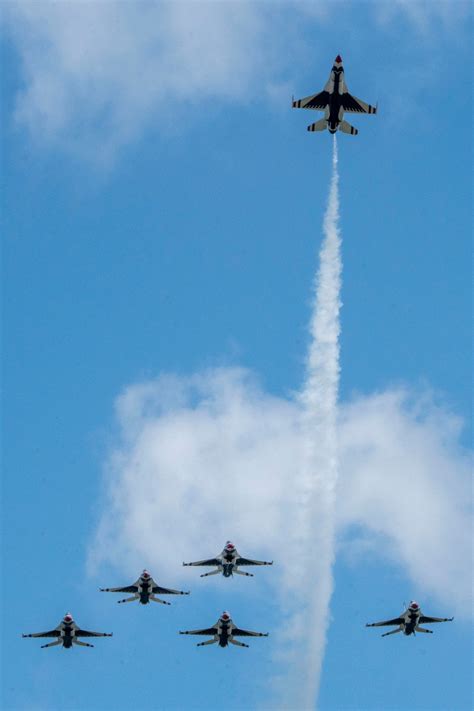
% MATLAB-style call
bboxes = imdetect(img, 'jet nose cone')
[335,55,343,63]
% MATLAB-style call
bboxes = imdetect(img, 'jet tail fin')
[339,120,358,136]
[307,118,327,132]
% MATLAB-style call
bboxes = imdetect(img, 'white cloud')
[92,370,471,614]
[4,1,471,163]
[337,388,472,615]
[375,0,471,33]
[4,1,294,163]
[90,368,303,579]
[90,368,472,697]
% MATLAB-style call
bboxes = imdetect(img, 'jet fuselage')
[218,619,232,647]
[327,66,345,133]
[61,623,75,648]
[138,577,152,604]
[221,548,238,576]
[402,609,421,635]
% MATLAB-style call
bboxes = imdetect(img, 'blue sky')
[2,2,472,710]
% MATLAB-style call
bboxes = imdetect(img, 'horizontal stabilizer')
[307,118,327,132]
[339,120,358,136]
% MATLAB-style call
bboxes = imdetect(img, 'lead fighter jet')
[183,541,273,578]
[180,611,268,648]
[292,55,377,135]
[22,613,112,649]
[366,601,454,637]
[100,569,190,605]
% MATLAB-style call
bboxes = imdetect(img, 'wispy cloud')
[3,1,294,163]
[90,368,302,579]
[89,368,472,706]
[4,1,471,163]
[375,0,471,33]
[337,387,472,615]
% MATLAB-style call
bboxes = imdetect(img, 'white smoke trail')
[278,136,341,709]
[301,133,341,708]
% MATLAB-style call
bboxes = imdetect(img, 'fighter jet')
[22,613,112,649]
[180,611,268,648]
[292,55,377,135]
[366,601,454,637]
[183,541,273,578]
[100,569,190,605]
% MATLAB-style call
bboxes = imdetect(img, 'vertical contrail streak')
[282,136,341,709]
[301,134,341,708]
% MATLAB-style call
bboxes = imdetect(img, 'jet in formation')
[180,611,268,648]
[292,55,377,135]
[366,601,454,637]
[183,541,273,578]
[100,569,190,605]
[22,613,112,649]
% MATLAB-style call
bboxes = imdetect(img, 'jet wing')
[366,617,403,627]
[235,557,273,566]
[152,583,190,596]
[232,627,268,637]
[75,629,113,638]
[419,615,454,624]
[341,93,377,114]
[99,584,138,593]
[292,91,330,111]
[183,558,220,567]
[179,626,217,636]
[22,628,61,638]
